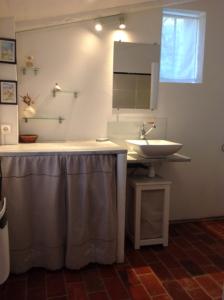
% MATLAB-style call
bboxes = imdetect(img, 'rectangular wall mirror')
[113,42,160,110]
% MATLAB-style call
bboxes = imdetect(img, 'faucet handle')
[141,121,156,129]
[146,121,156,128]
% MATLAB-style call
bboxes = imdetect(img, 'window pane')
[160,9,206,83]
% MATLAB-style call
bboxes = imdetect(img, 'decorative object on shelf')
[25,56,34,67]
[20,93,36,118]
[21,55,39,75]
[52,83,78,98]
[19,134,38,143]
[0,38,16,64]
[0,80,17,105]
[23,116,65,124]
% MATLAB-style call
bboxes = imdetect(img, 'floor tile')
[139,248,159,264]
[103,276,129,300]
[207,254,224,269]
[180,260,204,276]
[163,280,192,300]
[152,295,171,300]
[127,250,148,269]
[195,275,222,298]
[88,291,109,300]
[188,288,212,299]
[46,271,66,298]
[128,285,151,300]
[174,237,194,250]
[0,283,7,300]
[156,253,180,269]
[149,262,173,281]
[178,277,199,291]
[64,269,82,283]
[27,287,46,300]
[200,263,224,285]
[82,269,104,293]
[98,265,117,278]
[165,243,188,260]
[118,267,140,287]
[169,267,189,280]
[50,296,68,300]
[67,282,87,300]
[28,268,45,290]
[5,280,27,300]
[140,273,166,296]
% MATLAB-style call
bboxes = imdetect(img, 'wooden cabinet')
[127,176,171,249]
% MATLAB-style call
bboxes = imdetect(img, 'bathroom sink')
[126,139,183,158]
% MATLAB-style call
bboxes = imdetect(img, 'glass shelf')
[23,116,65,124]
[53,90,78,98]
[21,66,40,75]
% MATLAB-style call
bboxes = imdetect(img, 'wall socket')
[1,124,11,135]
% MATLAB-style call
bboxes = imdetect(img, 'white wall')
[0,17,18,144]
[159,0,224,220]
[16,0,224,220]
[17,9,161,141]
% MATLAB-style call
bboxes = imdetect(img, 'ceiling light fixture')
[119,15,126,30]
[95,20,103,32]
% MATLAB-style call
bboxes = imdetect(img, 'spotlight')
[52,83,62,97]
[95,20,103,32]
[119,16,126,30]
[54,83,61,92]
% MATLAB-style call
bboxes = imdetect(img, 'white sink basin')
[126,139,183,158]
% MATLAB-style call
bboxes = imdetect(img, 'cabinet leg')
[134,188,141,250]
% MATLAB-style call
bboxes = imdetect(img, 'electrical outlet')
[1,124,11,135]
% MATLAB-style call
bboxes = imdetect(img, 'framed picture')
[0,80,17,105]
[0,38,16,64]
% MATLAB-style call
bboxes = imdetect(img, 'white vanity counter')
[0,140,127,156]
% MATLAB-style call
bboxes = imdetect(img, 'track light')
[95,20,103,32]
[94,15,126,32]
[119,16,126,30]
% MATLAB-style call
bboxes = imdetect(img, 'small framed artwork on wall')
[0,80,17,105]
[0,38,16,64]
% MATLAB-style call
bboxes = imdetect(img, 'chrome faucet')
[139,122,156,139]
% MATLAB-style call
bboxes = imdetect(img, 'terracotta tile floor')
[1,221,224,300]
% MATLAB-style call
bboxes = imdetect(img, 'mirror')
[113,41,160,110]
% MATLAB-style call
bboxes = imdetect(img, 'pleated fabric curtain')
[65,155,117,269]
[1,154,117,273]
[1,155,66,273]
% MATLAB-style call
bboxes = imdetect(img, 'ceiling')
[0,0,197,31]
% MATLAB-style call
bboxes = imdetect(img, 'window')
[160,9,206,83]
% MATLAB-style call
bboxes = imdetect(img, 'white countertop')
[0,140,127,156]
[0,140,190,163]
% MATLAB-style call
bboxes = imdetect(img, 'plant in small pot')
[20,93,38,143]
